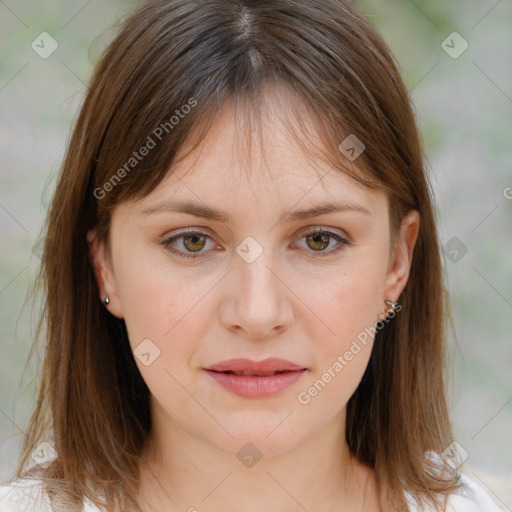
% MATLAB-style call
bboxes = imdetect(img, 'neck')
[136,402,379,512]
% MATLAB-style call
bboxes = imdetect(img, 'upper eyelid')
[295,225,349,240]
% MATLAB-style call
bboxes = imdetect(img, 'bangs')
[93,78,383,229]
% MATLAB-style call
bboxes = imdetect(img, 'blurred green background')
[1,0,511,508]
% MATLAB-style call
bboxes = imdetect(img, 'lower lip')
[204,369,307,398]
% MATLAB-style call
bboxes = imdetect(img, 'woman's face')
[89,100,419,458]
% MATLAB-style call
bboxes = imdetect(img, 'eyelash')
[160,227,351,260]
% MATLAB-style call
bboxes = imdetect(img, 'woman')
[0,0,502,511]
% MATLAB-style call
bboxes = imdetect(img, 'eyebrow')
[140,199,372,223]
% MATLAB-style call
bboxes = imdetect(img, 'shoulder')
[0,479,53,512]
[405,472,503,512]
[444,472,503,512]
[0,479,99,512]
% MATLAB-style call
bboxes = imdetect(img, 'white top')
[404,472,503,511]
[0,472,503,511]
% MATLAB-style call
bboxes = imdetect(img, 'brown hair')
[15,0,460,510]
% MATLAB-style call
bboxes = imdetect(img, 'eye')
[293,228,351,257]
[160,227,351,260]
[161,229,219,259]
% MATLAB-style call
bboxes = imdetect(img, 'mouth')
[203,362,307,399]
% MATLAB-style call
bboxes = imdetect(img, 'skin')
[88,96,419,512]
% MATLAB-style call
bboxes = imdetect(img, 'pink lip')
[205,357,306,373]
[204,369,307,398]
[203,358,307,398]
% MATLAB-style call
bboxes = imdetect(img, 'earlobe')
[86,230,124,318]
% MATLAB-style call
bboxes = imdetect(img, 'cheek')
[113,249,219,372]
[299,255,387,397]
[295,281,380,412]
[115,262,217,413]
[312,263,384,342]
[114,238,195,331]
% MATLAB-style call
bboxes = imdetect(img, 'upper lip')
[204,358,307,374]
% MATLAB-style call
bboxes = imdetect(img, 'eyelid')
[295,225,351,242]
[290,226,351,256]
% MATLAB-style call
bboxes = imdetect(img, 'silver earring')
[103,296,110,306]
[384,299,398,316]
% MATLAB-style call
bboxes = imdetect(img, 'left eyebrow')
[279,201,372,224]
[140,199,372,223]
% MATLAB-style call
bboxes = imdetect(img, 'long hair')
[15,0,459,510]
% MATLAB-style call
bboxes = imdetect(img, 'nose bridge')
[225,240,292,339]
[239,247,277,303]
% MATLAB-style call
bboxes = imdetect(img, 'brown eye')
[182,234,207,252]
[294,228,350,257]
[305,232,331,251]
[161,229,217,259]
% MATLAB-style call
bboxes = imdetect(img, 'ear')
[382,210,420,309]
[86,229,124,319]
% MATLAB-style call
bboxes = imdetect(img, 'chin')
[201,412,308,460]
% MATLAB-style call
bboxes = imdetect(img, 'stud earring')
[103,296,110,306]
[384,299,398,316]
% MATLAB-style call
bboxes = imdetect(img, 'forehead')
[122,90,389,229]
[152,97,378,205]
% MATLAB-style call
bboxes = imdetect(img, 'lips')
[204,357,306,375]
[203,358,307,398]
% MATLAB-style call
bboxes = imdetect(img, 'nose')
[219,249,294,341]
